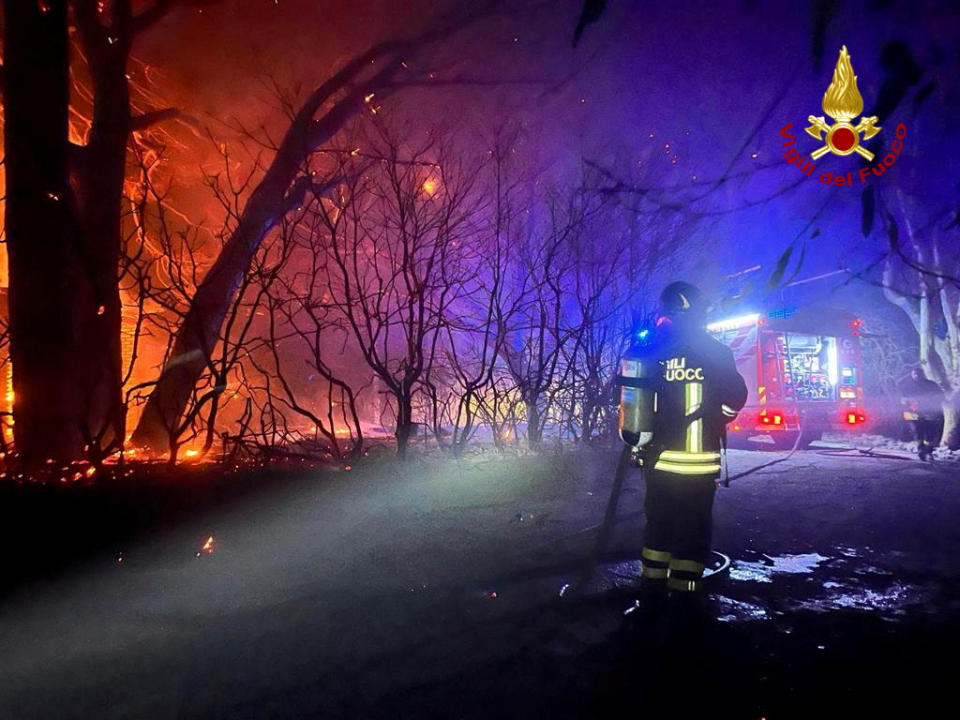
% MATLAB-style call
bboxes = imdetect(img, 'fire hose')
[720,427,804,485]
[721,338,809,485]
[565,445,634,595]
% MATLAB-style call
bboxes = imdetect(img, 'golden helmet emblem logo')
[805,46,882,161]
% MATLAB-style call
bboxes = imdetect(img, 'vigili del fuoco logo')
[779,46,907,187]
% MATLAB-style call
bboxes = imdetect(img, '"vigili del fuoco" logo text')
[779,46,906,187]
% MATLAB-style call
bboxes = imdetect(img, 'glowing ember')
[197,535,216,556]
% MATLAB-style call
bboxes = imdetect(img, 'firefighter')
[620,282,747,596]
[900,367,943,461]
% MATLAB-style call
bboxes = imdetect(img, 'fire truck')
[707,306,867,449]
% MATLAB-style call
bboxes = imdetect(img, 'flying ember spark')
[196,535,216,557]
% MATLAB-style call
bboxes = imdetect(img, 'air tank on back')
[618,331,658,447]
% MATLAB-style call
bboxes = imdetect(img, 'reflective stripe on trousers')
[666,557,705,592]
[641,546,670,579]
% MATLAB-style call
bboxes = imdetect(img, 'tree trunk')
[395,391,414,457]
[3,0,88,465]
[943,391,960,450]
[130,181,284,450]
[525,400,542,449]
[73,25,132,456]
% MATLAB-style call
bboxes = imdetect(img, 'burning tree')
[124,142,299,465]
[130,7,491,452]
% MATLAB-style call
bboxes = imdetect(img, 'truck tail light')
[759,409,785,427]
[845,411,866,425]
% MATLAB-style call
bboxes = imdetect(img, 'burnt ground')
[1,444,958,719]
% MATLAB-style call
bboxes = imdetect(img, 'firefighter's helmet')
[659,281,707,321]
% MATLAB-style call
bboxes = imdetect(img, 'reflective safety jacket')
[643,331,748,476]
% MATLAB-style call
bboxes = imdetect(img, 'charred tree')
[3,0,88,464]
[4,0,195,465]
[69,0,135,458]
[70,0,211,457]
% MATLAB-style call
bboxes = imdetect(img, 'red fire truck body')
[707,306,866,448]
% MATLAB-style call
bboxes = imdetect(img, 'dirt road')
[1,446,957,718]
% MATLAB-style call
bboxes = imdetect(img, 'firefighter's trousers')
[640,468,717,592]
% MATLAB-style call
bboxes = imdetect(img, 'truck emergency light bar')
[766,306,797,320]
[706,313,760,333]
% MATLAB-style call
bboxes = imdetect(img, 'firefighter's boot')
[664,580,711,640]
